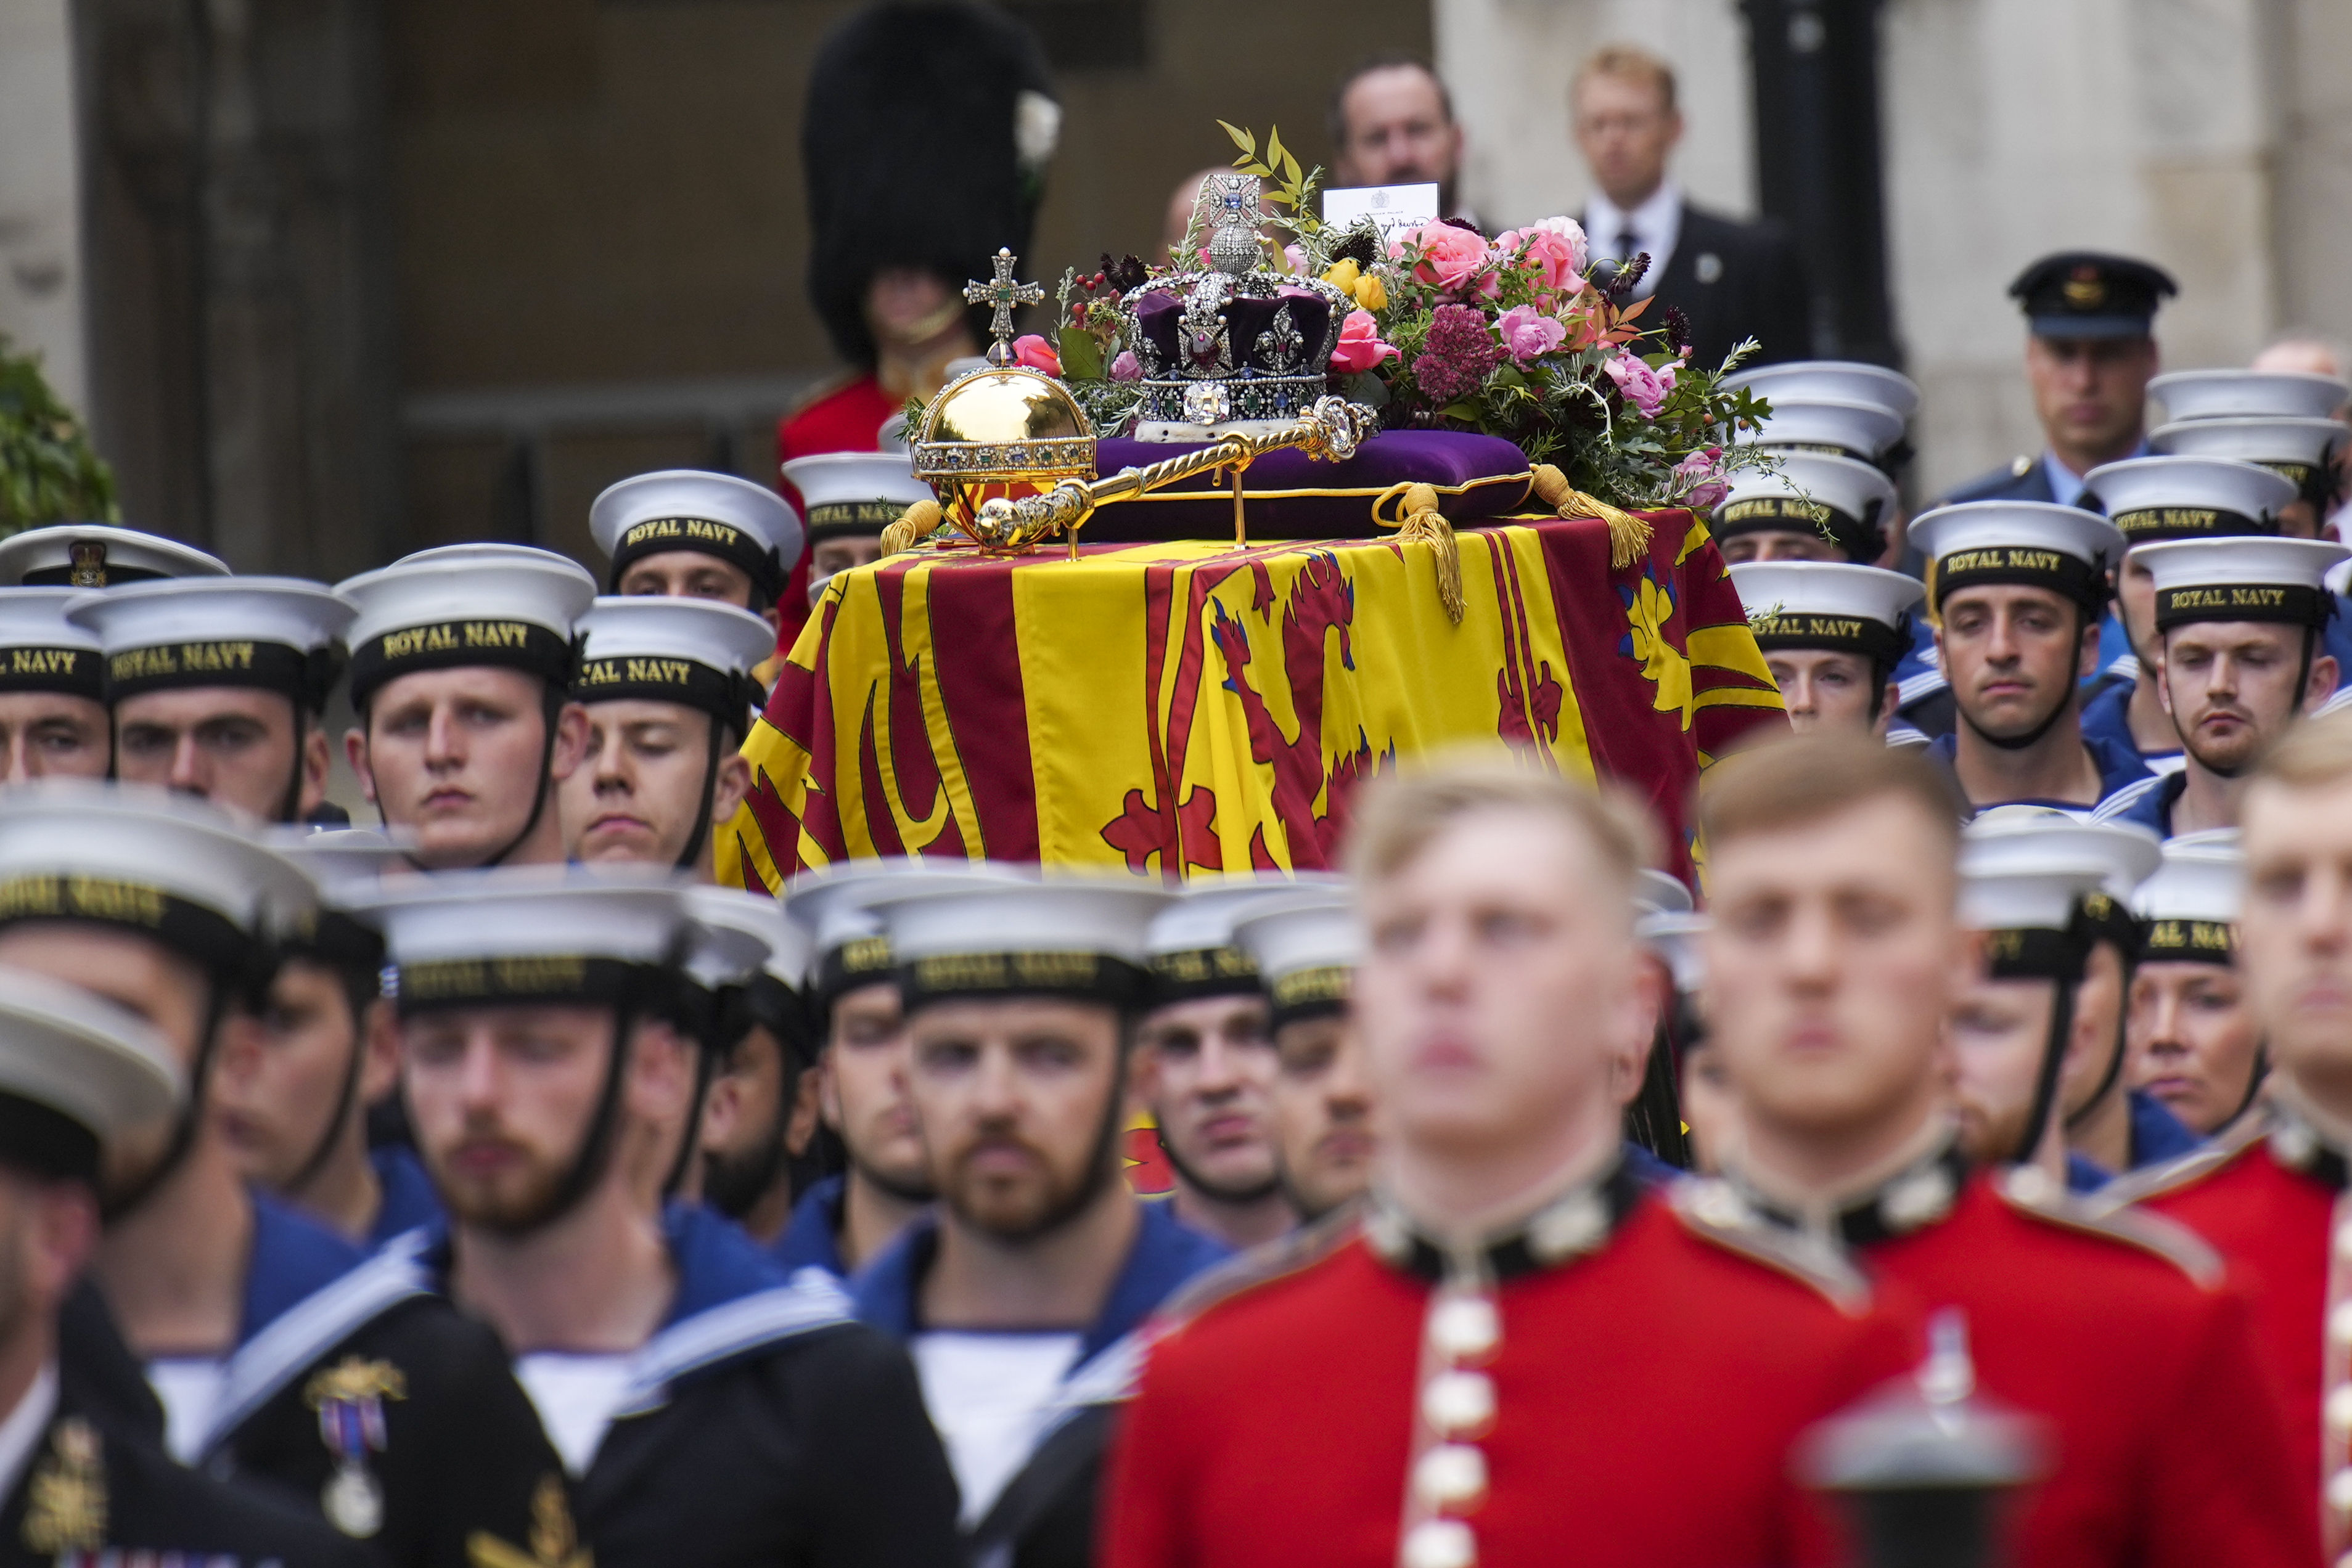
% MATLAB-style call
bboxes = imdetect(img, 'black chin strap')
[104,977,238,1223]
[276,706,309,824]
[2015,963,2084,1166]
[1967,679,2076,753]
[522,1004,642,1231]
[478,685,566,869]
[674,718,728,872]
[2065,950,2136,1133]
[283,969,378,1199]
[660,1030,721,1199]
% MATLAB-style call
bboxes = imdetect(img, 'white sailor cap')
[782,452,932,546]
[1713,451,1899,563]
[2136,536,2349,631]
[1724,361,1920,422]
[66,576,356,711]
[335,544,596,708]
[875,867,1173,1013]
[2150,369,2349,423]
[1907,502,2123,616]
[0,523,228,589]
[2149,417,2346,507]
[1731,561,1924,663]
[363,867,689,1013]
[1635,868,1693,919]
[1962,857,2115,979]
[589,470,804,598]
[1635,909,1708,997]
[0,588,104,701]
[1962,809,2160,902]
[683,885,809,992]
[572,596,774,722]
[2081,455,2296,550]
[1737,397,1906,463]
[263,826,412,900]
[0,965,181,1183]
[1144,876,1300,1005]
[2132,844,2242,965]
[1231,888,1361,1030]
[783,860,1020,1003]
[0,781,317,973]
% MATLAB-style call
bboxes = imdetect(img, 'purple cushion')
[1083,430,1532,541]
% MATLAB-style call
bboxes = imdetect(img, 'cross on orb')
[965,248,1047,367]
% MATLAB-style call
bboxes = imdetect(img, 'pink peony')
[1108,349,1142,382]
[1012,334,1060,375]
[1604,351,1676,417]
[1496,304,1566,364]
[1393,221,1494,296]
[1282,243,1309,276]
[1498,218,1589,304]
[1671,446,1729,511]
[1329,309,1400,374]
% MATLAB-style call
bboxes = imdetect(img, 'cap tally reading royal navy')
[1962,809,2158,956]
[1231,887,1362,1033]
[1713,452,1899,563]
[1144,876,1338,1010]
[1736,398,1906,466]
[2133,843,2241,965]
[1730,561,1924,664]
[782,452,932,549]
[872,867,1171,1014]
[367,868,689,1015]
[591,470,805,603]
[0,523,229,589]
[2150,416,2348,512]
[783,860,1023,1010]
[572,596,774,723]
[1907,501,2123,616]
[2080,456,2295,549]
[66,576,357,713]
[334,544,597,710]
[2136,536,2348,633]
[1959,857,2115,981]
[0,588,104,702]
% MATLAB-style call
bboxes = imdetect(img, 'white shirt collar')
[1586,180,1682,296]
[2044,436,2150,508]
[0,1363,59,1506]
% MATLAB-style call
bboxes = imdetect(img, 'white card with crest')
[1321,184,1440,244]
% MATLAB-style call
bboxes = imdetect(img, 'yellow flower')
[1321,259,1361,293]
[1353,272,1388,312]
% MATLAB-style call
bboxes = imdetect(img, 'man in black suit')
[1573,44,1812,369]
[1940,252,2177,508]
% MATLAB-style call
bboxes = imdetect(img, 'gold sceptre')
[969,395,1375,561]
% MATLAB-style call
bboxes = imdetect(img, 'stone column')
[0,0,91,415]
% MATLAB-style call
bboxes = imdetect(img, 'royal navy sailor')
[2075,455,2298,778]
[783,451,933,611]
[366,868,963,1567]
[0,590,110,782]
[2121,841,2264,1140]
[2092,716,2352,1559]
[1908,500,2143,813]
[2092,536,2345,838]
[0,966,371,1568]
[0,783,563,1566]
[850,868,1228,1568]
[589,470,804,640]
[555,596,773,878]
[66,576,356,826]
[688,886,826,1249]
[1728,560,1923,741]
[0,523,227,590]
[1106,762,1916,1568]
[1697,735,2309,1567]
[1229,886,1375,1225]
[334,545,596,870]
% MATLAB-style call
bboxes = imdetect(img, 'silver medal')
[324,1461,384,1538]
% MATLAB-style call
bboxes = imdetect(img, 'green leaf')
[1057,326,1104,381]
[1283,150,1303,187]
[1239,161,1272,179]
[1217,120,1255,155]
[1264,127,1288,178]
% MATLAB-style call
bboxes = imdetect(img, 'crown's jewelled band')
[0,645,102,701]
[2155,583,2330,630]
[912,436,1099,480]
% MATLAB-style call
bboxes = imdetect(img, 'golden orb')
[912,367,1097,535]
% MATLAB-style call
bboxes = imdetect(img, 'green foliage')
[0,335,114,534]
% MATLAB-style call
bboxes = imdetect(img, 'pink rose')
[1393,222,1494,296]
[1499,218,1589,304]
[1604,351,1676,417]
[1012,334,1060,375]
[1329,308,1400,374]
[1496,304,1566,364]
[1671,446,1729,511]
[1282,243,1309,276]
[1109,350,1142,382]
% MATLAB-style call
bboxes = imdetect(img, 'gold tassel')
[1530,463,1653,571]
[1371,481,1465,624]
[879,499,941,558]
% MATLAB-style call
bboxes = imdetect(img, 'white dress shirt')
[1584,180,1684,299]
[0,1364,57,1508]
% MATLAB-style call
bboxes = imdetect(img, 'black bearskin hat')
[803,3,1059,369]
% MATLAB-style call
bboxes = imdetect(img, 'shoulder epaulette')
[1667,1179,1873,1317]
[1150,1203,1361,1333]
[1996,1167,2224,1288]
[2086,1110,2266,1216]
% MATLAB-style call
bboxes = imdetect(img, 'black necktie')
[1616,225,1639,263]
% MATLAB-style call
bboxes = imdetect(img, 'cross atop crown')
[965,248,1047,367]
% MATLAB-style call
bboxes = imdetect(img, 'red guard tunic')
[1100,1159,1912,1568]
[1728,1144,2314,1568]
[2102,1105,2338,1558]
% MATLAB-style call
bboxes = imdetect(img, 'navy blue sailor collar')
[193,1195,430,1461]
[769,1173,848,1280]
[852,1200,1229,1381]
